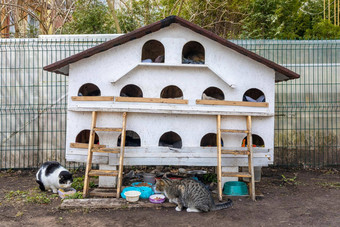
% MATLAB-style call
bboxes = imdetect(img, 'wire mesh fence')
[0,37,339,169]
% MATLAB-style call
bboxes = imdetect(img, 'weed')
[5,189,57,204]
[281,174,299,186]
[15,211,23,217]
[71,176,96,191]
[63,192,83,200]
[318,182,340,189]
[202,173,217,183]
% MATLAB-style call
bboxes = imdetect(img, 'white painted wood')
[98,164,117,188]
[64,23,276,169]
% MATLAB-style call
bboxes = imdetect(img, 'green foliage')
[281,174,299,186]
[5,190,58,204]
[62,0,116,34]
[61,0,339,39]
[202,173,217,183]
[318,182,340,189]
[63,191,84,200]
[72,176,96,191]
[304,20,340,39]
[117,0,164,33]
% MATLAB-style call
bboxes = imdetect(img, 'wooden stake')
[216,115,222,201]
[246,116,255,201]
[83,111,97,198]
[116,112,127,198]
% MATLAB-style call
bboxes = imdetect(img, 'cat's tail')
[212,198,233,211]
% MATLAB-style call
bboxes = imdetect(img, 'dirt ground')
[0,167,339,227]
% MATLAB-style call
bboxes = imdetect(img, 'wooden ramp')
[83,111,127,198]
[216,115,256,201]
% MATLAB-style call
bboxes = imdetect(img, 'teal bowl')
[223,181,248,196]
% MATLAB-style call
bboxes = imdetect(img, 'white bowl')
[124,191,141,202]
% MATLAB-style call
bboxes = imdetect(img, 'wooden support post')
[246,116,256,201]
[116,112,127,198]
[83,111,97,198]
[216,115,222,201]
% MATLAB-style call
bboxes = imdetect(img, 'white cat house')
[44,16,299,193]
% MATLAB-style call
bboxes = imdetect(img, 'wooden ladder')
[83,111,127,198]
[216,115,256,201]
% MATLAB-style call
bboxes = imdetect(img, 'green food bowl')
[223,181,248,196]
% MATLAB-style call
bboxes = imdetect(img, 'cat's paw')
[52,189,58,193]
[186,207,201,213]
[175,206,182,212]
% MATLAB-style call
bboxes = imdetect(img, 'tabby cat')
[155,176,233,212]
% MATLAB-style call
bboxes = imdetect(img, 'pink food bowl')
[149,194,166,204]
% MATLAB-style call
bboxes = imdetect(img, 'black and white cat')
[36,161,73,193]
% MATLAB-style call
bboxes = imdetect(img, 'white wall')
[66,23,275,167]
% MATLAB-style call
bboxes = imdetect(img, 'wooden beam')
[60,198,176,210]
[70,142,106,149]
[83,111,97,198]
[196,99,268,107]
[115,97,188,104]
[216,115,222,201]
[116,112,127,199]
[71,96,114,101]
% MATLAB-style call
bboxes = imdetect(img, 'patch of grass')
[5,189,58,204]
[71,176,96,191]
[63,191,83,200]
[318,182,340,189]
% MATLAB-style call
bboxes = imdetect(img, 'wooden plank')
[115,97,188,104]
[71,96,114,101]
[220,129,248,133]
[88,169,118,176]
[247,115,256,201]
[116,112,127,198]
[91,147,120,153]
[70,142,106,149]
[83,111,97,198]
[94,127,122,132]
[196,99,269,107]
[216,115,222,201]
[69,106,274,117]
[222,172,251,178]
[60,198,176,210]
[89,192,117,198]
[221,150,249,155]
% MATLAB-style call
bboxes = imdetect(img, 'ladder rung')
[88,170,118,176]
[89,191,117,198]
[222,172,251,178]
[91,147,120,153]
[221,149,249,155]
[220,129,249,133]
[93,127,122,132]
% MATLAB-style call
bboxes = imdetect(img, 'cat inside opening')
[36,161,73,193]
[155,175,233,212]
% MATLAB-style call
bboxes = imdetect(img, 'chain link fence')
[1,37,339,169]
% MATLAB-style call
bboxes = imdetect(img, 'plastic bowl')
[121,186,154,199]
[149,194,166,204]
[124,191,141,202]
[223,181,248,196]
[132,182,152,187]
[57,188,76,199]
